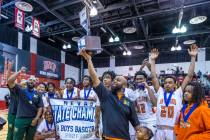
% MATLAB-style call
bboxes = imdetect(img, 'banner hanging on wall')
[36,55,61,79]
[14,7,25,31]
[32,17,40,38]
[50,98,96,140]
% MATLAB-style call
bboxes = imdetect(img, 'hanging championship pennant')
[79,7,89,33]
[15,7,25,31]
[32,17,40,38]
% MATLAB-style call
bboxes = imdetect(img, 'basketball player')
[150,44,198,140]
[62,77,80,99]
[80,75,101,138]
[34,110,56,140]
[128,70,157,140]
[80,49,146,140]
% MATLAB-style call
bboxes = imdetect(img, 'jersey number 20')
[160,106,174,118]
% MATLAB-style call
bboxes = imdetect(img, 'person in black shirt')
[102,71,116,91]
[80,49,143,140]
[7,67,43,140]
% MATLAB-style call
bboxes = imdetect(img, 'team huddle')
[5,44,210,140]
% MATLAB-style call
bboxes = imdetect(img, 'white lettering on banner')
[40,71,46,75]
[46,72,58,78]
[39,71,58,78]
[49,99,97,140]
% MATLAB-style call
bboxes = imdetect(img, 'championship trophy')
[77,36,102,55]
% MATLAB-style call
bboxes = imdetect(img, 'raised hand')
[79,49,92,61]
[150,48,159,60]
[188,44,198,57]
[142,59,148,66]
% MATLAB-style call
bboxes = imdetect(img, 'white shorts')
[155,129,175,140]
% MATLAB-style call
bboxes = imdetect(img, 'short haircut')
[82,75,92,85]
[143,126,154,140]
[134,70,148,79]
[164,75,177,83]
[102,71,116,81]
[65,77,76,86]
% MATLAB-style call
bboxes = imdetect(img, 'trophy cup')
[77,36,103,55]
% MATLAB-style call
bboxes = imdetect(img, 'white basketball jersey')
[156,87,183,127]
[130,88,156,120]
[62,87,78,99]
[80,88,100,106]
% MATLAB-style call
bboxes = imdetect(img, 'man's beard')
[111,86,122,95]
[27,83,34,90]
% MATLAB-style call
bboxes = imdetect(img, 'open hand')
[188,44,198,57]
[79,49,92,61]
[150,48,159,60]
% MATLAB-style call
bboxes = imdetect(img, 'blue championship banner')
[49,98,97,140]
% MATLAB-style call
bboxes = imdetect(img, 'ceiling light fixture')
[172,26,179,34]
[109,37,114,43]
[15,1,33,12]
[123,27,137,34]
[190,16,207,24]
[183,40,196,45]
[171,45,182,51]
[92,0,97,4]
[72,37,80,42]
[176,45,182,51]
[123,51,127,56]
[171,46,176,51]
[90,7,98,17]
[127,51,132,56]
[67,44,71,49]
[63,44,67,50]
[133,45,144,50]
[25,25,32,32]
[180,25,187,33]
[172,25,187,34]
[114,36,120,42]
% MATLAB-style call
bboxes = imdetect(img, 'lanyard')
[164,91,173,107]
[25,88,35,101]
[66,88,74,99]
[84,88,91,100]
[182,103,198,122]
[48,92,55,98]
[45,120,53,132]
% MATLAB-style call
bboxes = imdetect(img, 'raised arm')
[140,59,151,72]
[7,67,26,88]
[150,49,160,92]
[79,49,100,87]
[143,82,157,106]
[181,44,198,90]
